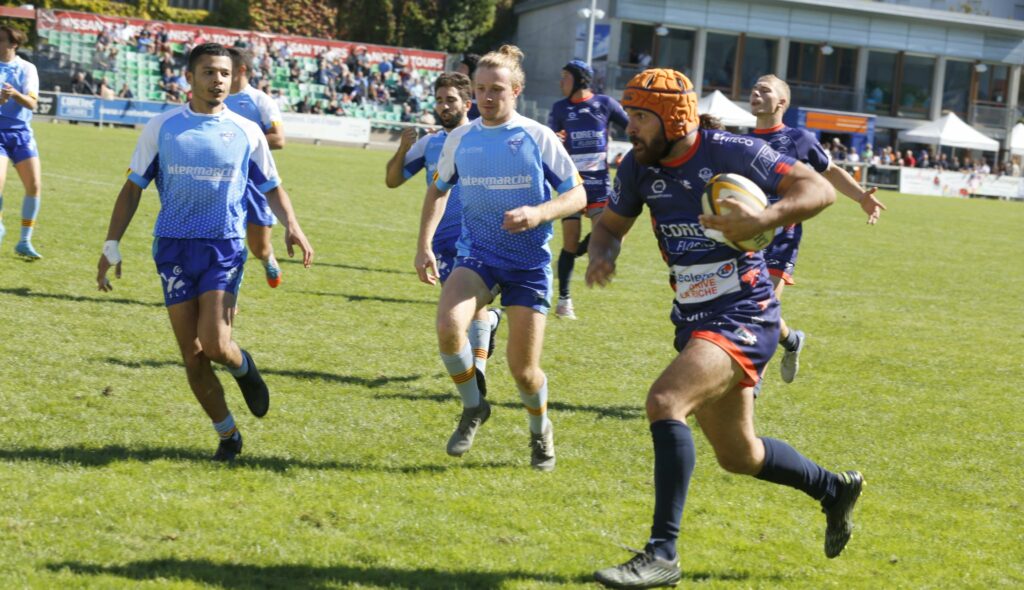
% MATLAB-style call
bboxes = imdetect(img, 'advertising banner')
[55,94,178,125]
[899,167,1024,200]
[36,9,446,71]
[280,112,371,145]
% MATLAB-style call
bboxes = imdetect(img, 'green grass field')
[0,122,1022,589]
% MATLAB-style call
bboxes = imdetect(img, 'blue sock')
[213,413,240,440]
[440,342,481,408]
[20,195,39,242]
[226,350,250,378]
[780,329,800,351]
[518,378,550,434]
[756,437,839,504]
[647,420,695,561]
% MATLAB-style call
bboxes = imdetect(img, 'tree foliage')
[248,0,338,39]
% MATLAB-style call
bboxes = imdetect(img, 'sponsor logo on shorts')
[160,271,187,295]
[733,326,757,346]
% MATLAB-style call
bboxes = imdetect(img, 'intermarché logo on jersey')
[167,165,237,183]
[461,175,532,190]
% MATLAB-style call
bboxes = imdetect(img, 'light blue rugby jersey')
[403,129,462,249]
[223,84,283,133]
[127,105,281,239]
[434,113,582,270]
[0,56,39,130]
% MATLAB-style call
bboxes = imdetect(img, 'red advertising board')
[35,9,447,71]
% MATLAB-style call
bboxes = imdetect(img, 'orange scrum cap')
[620,68,699,141]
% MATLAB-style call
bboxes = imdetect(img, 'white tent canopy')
[1010,123,1024,157]
[697,90,757,128]
[897,112,999,152]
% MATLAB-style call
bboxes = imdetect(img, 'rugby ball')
[700,173,774,252]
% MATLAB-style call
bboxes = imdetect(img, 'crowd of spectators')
[61,20,440,121]
[826,137,1021,176]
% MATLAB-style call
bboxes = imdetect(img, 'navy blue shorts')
[152,237,247,307]
[0,128,38,164]
[672,295,781,388]
[245,182,275,227]
[764,223,802,285]
[455,256,551,314]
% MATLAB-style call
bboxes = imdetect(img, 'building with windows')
[516,0,1024,150]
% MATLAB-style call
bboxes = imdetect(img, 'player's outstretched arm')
[97,179,143,291]
[415,182,450,285]
[502,183,586,233]
[385,128,419,188]
[822,163,887,225]
[586,209,635,288]
[266,185,314,267]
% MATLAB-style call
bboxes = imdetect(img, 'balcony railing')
[972,103,1011,129]
[789,83,857,111]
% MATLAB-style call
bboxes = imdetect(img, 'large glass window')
[943,60,972,116]
[739,37,777,92]
[703,32,739,94]
[655,28,695,78]
[897,55,934,118]
[788,42,855,87]
[976,64,1009,104]
[619,23,655,66]
[865,51,897,114]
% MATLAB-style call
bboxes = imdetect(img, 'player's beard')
[438,110,461,130]
[631,131,671,166]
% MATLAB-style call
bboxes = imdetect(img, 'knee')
[181,350,209,383]
[646,385,686,421]
[714,447,762,475]
[198,335,231,364]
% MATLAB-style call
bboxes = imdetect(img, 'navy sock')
[780,329,800,351]
[647,420,695,561]
[557,249,574,299]
[575,233,591,258]
[756,437,839,504]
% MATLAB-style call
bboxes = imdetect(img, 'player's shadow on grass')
[279,257,408,275]
[298,290,435,305]
[0,286,161,308]
[0,445,515,474]
[376,390,645,421]
[48,558,590,589]
[100,357,422,389]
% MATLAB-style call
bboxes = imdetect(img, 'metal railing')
[971,103,1011,129]
[788,83,857,111]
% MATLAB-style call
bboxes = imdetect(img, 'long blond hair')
[477,44,526,90]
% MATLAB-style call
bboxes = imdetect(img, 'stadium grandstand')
[30,10,445,125]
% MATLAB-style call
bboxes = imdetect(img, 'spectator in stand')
[288,59,302,83]
[978,159,991,174]
[378,56,392,79]
[115,20,133,45]
[165,81,184,103]
[936,153,949,170]
[901,150,916,168]
[392,50,408,74]
[860,143,873,162]
[295,95,310,113]
[155,25,169,54]
[271,87,289,112]
[356,47,370,75]
[136,28,153,54]
[918,151,931,168]
[118,82,134,99]
[98,78,115,100]
[70,71,95,95]
[961,155,973,171]
[159,66,175,90]
[96,27,111,53]
[846,147,860,163]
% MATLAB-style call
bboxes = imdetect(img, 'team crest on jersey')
[698,167,713,183]
[507,136,524,154]
[220,131,236,144]
[568,111,578,120]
